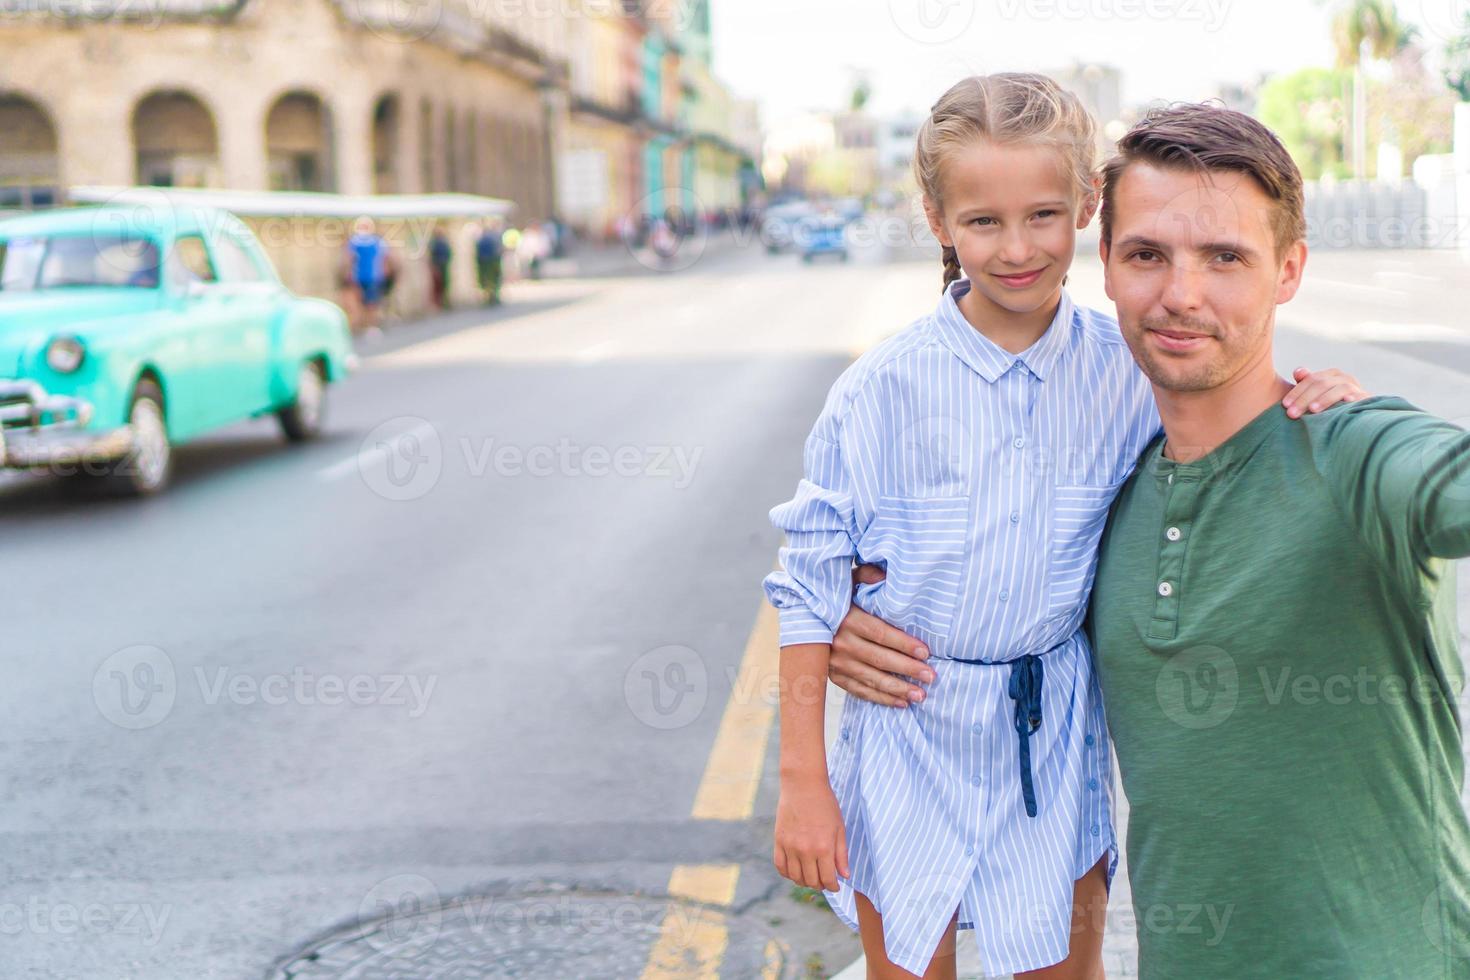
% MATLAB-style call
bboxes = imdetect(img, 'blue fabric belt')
[947,651,1047,818]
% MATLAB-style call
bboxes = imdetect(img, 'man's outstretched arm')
[826,564,936,708]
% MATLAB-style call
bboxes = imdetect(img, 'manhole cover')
[273,885,786,979]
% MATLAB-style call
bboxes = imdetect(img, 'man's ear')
[1275,239,1307,305]
[923,197,951,248]
[1099,236,1114,301]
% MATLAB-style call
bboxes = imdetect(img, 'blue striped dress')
[763,278,1162,977]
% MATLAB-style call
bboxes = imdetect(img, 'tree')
[1322,0,1417,176]
[1258,68,1351,180]
[1444,11,1470,100]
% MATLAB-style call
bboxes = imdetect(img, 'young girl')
[762,73,1361,980]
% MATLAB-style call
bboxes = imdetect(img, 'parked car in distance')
[760,201,813,254]
[0,202,357,495]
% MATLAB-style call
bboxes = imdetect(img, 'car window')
[211,234,265,283]
[168,235,217,289]
[0,235,160,290]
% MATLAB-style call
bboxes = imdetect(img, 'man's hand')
[1283,367,1368,419]
[828,564,935,708]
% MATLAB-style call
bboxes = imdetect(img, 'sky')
[709,0,1465,124]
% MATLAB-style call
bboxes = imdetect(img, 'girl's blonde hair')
[913,73,1098,292]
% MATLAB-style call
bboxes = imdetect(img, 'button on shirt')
[762,280,1160,977]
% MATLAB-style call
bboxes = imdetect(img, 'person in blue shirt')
[343,217,397,335]
[762,73,1363,980]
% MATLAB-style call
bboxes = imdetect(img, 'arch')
[265,90,336,192]
[0,93,60,208]
[132,89,221,188]
[371,92,400,193]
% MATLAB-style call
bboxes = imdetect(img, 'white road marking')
[316,420,438,483]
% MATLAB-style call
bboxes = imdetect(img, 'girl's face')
[925,140,1096,319]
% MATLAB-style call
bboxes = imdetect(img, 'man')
[823,105,1470,976]
[475,220,504,306]
[428,224,452,310]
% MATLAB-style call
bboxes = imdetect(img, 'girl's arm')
[774,642,849,893]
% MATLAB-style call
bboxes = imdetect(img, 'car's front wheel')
[93,378,171,497]
[277,360,326,442]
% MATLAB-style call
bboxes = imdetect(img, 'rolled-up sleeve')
[762,428,860,648]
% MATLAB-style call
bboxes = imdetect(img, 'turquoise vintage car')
[0,203,356,495]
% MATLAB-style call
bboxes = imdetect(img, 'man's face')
[1101,162,1306,392]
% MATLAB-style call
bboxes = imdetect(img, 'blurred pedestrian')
[518,222,551,280]
[649,216,677,265]
[475,219,505,306]
[428,224,452,311]
[343,217,397,336]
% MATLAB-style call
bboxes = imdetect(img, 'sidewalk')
[536,226,747,279]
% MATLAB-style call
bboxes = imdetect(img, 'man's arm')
[1321,400,1470,576]
[826,564,936,708]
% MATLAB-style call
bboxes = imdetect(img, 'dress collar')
[932,278,1075,383]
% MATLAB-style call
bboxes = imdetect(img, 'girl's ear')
[923,197,952,248]
[1076,189,1100,230]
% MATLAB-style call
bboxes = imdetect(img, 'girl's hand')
[774,777,850,892]
[1283,367,1369,419]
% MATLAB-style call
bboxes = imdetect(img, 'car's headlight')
[46,336,86,374]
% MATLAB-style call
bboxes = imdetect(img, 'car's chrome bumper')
[0,380,133,469]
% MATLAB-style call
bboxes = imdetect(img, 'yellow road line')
[641,594,786,978]
[690,597,781,821]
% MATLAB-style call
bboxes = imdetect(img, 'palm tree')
[1325,0,1416,178]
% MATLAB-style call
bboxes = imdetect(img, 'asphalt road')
[1,231,1467,979]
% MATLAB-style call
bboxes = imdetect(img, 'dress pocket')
[1048,482,1123,617]
[857,494,970,639]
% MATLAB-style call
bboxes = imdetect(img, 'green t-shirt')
[1091,396,1470,978]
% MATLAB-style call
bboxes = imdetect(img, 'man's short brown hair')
[1100,104,1306,258]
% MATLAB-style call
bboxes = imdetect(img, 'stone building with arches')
[0,0,758,239]
[0,0,565,217]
